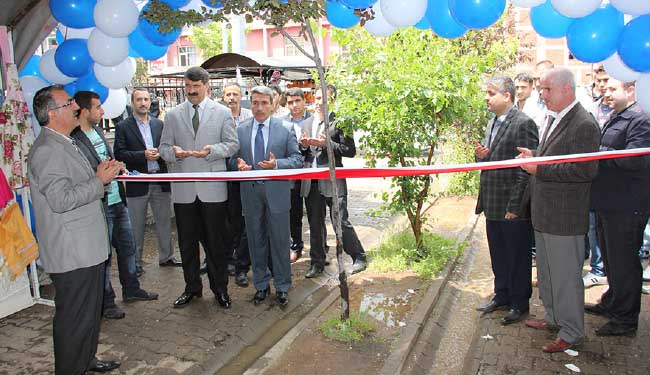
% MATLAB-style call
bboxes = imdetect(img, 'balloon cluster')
[325,0,650,113]
[19,0,195,119]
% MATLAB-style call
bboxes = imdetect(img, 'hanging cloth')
[0,202,38,280]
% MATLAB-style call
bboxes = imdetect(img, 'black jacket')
[591,103,650,212]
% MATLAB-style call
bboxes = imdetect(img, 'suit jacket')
[113,115,170,197]
[530,103,600,235]
[228,116,302,214]
[70,124,127,209]
[299,114,356,198]
[27,128,109,274]
[159,99,239,204]
[476,108,539,220]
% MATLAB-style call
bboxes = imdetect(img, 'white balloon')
[129,57,137,73]
[610,0,650,16]
[603,53,641,83]
[19,75,49,114]
[636,74,650,114]
[381,0,428,28]
[58,25,94,40]
[510,0,545,7]
[364,1,398,37]
[88,28,129,67]
[39,48,76,85]
[94,58,136,89]
[102,89,128,119]
[94,0,139,38]
[550,0,603,18]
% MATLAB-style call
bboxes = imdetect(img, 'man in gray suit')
[517,68,600,353]
[159,67,239,309]
[28,85,121,374]
[229,85,302,307]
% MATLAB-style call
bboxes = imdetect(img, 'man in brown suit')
[516,68,600,353]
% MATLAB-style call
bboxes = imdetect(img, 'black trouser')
[174,198,229,295]
[51,263,104,375]
[485,219,533,311]
[290,182,304,247]
[597,210,649,327]
[226,182,251,273]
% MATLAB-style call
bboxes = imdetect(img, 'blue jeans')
[586,210,605,277]
[104,202,141,308]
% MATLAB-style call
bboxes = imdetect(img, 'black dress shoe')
[501,308,529,325]
[88,360,120,373]
[290,241,304,252]
[123,289,159,302]
[215,292,232,309]
[585,303,610,318]
[276,291,289,307]
[253,287,270,305]
[235,272,249,287]
[227,263,236,276]
[173,291,202,308]
[476,299,509,313]
[595,321,637,337]
[159,258,182,267]
[102,307,125,320]
[305,264,324,278]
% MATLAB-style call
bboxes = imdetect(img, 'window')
[284,36,311,57]
[178,46,196,67]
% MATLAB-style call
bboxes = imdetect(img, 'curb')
[378,211,480,375]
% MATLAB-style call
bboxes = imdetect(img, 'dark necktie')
[192,104,199,134]
[489,119,502,147]
[540,115,556,146]
[254,123,265,169]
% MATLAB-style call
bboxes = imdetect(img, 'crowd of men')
[27,66,368,374]
[476,63,650,353]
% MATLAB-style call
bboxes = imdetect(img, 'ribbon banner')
[117,148,650,183]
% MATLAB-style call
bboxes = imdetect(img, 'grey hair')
[184,66,210,84]
[285,87,305,99]
[251,86,274,104]
[544,68,576,93]
[224,83,243,93]
[486,76,516,103]
[33,85,65,127]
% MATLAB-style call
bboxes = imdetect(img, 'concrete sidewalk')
[0,169,399,375]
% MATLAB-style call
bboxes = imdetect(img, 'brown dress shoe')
[525,318,553,330]
[542,338,573,353]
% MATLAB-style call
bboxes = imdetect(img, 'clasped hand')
[96,158,125,184]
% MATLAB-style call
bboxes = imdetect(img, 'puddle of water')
[358,292,413,328]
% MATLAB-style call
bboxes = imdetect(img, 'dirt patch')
[264,271,426,375]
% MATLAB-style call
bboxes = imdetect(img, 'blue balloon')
[326,1,360,29]
[426,0,466,39]
[20,55,42,78]
[449,0,506,30]
[64,81,77,97]
[567,5,624,63]
[54,38,93,78]
[414,16,431,30]
[530,1,573,39]
[200,0,223,8]
[75,71,109,103]
[340,0,377,9]
[160,0,191,9]
[56,28,64,44]
[50,0,96,29]
[128,27,169,61]
[618,14,650,73]
[138,6,182,47]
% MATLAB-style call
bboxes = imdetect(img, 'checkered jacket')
[475,108,539,220]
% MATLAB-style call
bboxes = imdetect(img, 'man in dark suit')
[71,91,159,320]
[299,85,367,278]
[28,85,121,374]
[517,68,600,353]
[114,88,180,274]
[474,76,539,325]
[229,85,302,307]
[587,78,650,336]
[159,67,239,309]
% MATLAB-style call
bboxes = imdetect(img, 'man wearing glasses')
[28,85,122,374]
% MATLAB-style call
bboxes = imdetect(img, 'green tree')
[189,22,230,58]
[328,25,518,250]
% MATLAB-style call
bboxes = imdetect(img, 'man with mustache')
[114,89,180,277]
[159,67,239,309]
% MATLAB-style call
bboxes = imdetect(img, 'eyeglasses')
[50,98,75,111]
